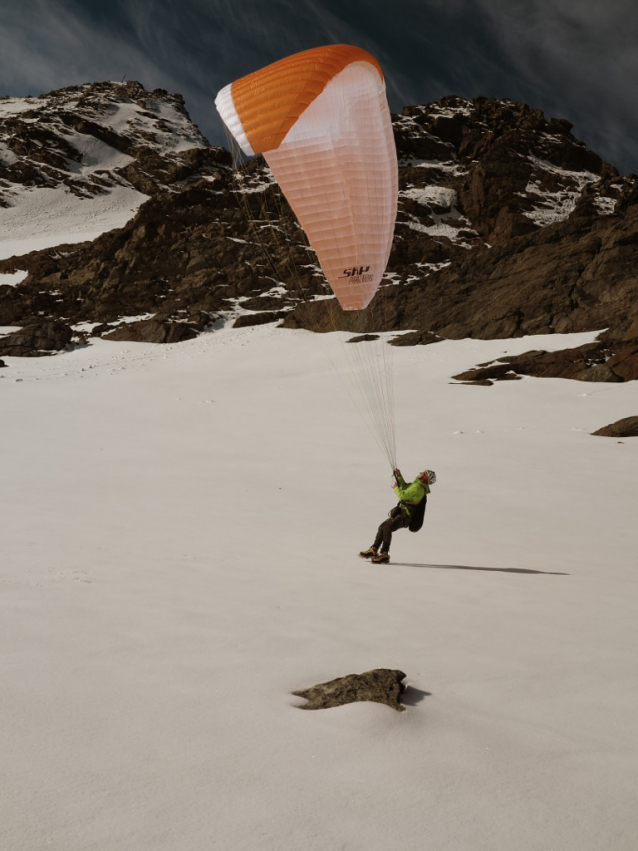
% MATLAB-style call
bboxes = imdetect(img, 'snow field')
[1,324,637,851]
[0,183,148,260]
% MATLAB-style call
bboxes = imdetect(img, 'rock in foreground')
[293,668,407,711]
[592,416,638,437]
[0,321,73,356]
[452,340,638,385]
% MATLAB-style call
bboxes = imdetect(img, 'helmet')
[420,470,436,485]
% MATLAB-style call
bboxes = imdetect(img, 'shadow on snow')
[401,686,432,706]
[391,563,569,576]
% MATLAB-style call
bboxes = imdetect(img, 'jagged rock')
[292,669,407,711]
[389,330,443,347]
[240,296,289,311]
[232,310,288,328]
[454,362,521,383]
[605,346,638,381]
[1,83,638,385]
[453,339,638,384]
[346,333,379,343]
[0,321,73,356]
[0,358,6,368]
[104,319,198,344]
[592,416,638,437]
[281,299,370,333]
[90,323,116,336]
[0,81,226,209]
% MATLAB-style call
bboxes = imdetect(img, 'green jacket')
[394,473,429,517]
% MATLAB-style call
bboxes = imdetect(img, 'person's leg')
[360,519,389,558]
[374,518,393,551]
[381,514,405,553]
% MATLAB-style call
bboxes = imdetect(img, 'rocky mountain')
[0,81,636,383]
[0,80,226,207]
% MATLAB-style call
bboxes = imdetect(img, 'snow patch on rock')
[0,270,28,287]
[522,154,599,226]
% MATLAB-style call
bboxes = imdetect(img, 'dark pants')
[373,507,410,553]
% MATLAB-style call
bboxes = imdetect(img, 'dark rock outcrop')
[592,416,638,437]
[292,669,407,711]
[453,339,638,385]
[103,318,198,344]
[0,321,73,356]
[346,333,380,343]
[232,310,288,328]
[389,330,444,347]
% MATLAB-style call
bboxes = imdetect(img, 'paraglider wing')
[215,44,398,311]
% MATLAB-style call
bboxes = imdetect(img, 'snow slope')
[0,182,148,260]
[1,325,637,850]
[0,84,208,260]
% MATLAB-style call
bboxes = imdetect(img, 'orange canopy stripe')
[230,44,383,154]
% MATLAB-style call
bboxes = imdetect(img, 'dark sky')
[2,0,637,173]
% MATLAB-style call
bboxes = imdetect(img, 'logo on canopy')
[339,266,373,284]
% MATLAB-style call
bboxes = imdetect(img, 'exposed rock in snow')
[592,416,638,437]
[0,320,73,356]
[292,669,408,711]
[103,318,199,344]
[453,341,638,384]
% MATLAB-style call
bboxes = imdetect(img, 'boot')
[359,546,378,559]
[371,551,390,564]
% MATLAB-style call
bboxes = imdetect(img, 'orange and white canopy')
[215,44,398,311]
